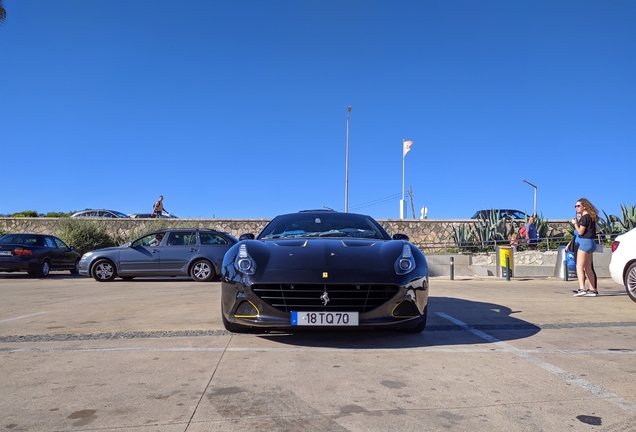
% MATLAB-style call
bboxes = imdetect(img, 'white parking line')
[436,311,636,416]
[0,312,46,323]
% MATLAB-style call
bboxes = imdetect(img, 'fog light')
[234,300,259,318]
[392,301,418,318]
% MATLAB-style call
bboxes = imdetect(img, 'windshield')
[258,213,390,240]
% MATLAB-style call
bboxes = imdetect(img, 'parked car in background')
[471,209,528,220]
[221,210,429,333]
[128,213,178,218]
[0,233,81,277]
[609,227,636,303]
[79,228,237,282]
[71,209,130,218]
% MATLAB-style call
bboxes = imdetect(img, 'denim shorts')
[576,237,596,253]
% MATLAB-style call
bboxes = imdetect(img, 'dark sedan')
[221,210,429,333]
[471,209,528,220]
[128,213,178,219]
[0,233,81,277]
[79,228,237,282]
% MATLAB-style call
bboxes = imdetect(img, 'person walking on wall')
[572,198,599,297]
[525,216,538,250]
[152,195,168,218]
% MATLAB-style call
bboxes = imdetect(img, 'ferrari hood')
[240,238,410,284]
[261,238,399,270]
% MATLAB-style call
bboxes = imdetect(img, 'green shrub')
[44,211,74,218]
[57,219,117,255]
[11,210,39,217]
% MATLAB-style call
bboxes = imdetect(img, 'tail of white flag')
[403,140,413,157]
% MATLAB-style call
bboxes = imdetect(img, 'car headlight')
[235,244,256,275]
[394,244,416,275]
[81,252,93,260]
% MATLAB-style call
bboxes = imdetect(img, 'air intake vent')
[252,284,399,313]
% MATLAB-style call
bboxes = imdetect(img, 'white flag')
[403,140,413,157]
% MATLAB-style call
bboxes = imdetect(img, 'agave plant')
[451,224,474,250]
[483,209,511,245]
[619,203,636,232]
[470,220,492,251]
[532,213,550,240]
[597,211,621,242]
[598,204,635,238]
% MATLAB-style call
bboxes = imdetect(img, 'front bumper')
[221,277,429,330]
[78,258,92,277]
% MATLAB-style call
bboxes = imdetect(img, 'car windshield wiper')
[264,232,306,239]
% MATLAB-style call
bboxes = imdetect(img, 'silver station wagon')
[79,228,237,282]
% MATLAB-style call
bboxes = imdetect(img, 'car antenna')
[323,206,335,211]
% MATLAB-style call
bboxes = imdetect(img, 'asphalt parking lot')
[1,274,635,431]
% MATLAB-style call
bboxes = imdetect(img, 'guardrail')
[416,233,620,254]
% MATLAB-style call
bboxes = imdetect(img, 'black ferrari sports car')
[221,210,429,333]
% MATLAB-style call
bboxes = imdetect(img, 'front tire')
[190,259,214,282]
[625,262,636,303]
[221,308,252,333]
[92,259,117,282]
[401,306,428,333]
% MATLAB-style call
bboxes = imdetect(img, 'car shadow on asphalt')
[255,296,540,349]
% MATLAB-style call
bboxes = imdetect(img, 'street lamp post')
[345,106,351,212]
[522,179,537,216]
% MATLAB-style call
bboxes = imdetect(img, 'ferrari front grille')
[251,284,400,313]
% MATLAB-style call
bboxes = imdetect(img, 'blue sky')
[1,1,634,220]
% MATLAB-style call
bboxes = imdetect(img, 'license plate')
[0,251,12,256]
[291,311,358,326]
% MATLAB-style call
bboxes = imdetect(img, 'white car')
[609,227,636,303]
[71,209,130,218]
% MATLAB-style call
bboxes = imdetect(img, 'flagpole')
[345,106,351,212]
[401,149,405,218]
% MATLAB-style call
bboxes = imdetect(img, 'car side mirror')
[70,246,75,251]
[392,233,409,241]
[239,233,255,241]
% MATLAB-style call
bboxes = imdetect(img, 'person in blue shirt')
[525,216,538,250]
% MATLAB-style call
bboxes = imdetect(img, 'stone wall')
[0,217,571,252]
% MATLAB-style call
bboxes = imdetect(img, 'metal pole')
[450,257,454,280]
[345,106,351,212]
[401,153,405,219]
[522,179,538,216]
[505,255,511,281]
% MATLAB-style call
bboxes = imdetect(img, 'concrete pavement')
[1,274,635,431]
